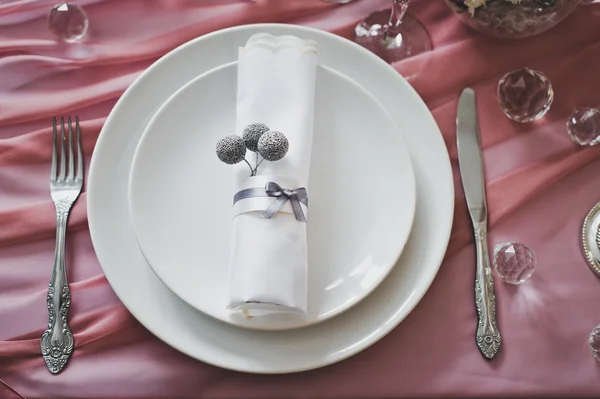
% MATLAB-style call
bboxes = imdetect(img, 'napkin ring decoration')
[216,123,289,176]
[217,123,306,223]
[234,182,308,223]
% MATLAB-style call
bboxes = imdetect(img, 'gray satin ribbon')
[233,181,308,223]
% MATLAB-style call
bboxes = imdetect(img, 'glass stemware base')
[354,9,432,78]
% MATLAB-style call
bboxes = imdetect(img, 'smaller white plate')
[128,62,416,330]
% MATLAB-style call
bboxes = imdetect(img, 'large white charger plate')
[88,24,454,374]
[128,62,416,330]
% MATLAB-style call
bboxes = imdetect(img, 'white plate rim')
[88,23,454,373]
[127,61,416,330]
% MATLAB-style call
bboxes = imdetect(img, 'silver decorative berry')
[216,135,246,165]
[257,130,289,162]
[243,122,270,152]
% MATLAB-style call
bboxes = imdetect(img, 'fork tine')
[59,116,66,181]
[76,116,83,181]
[67,116,74,181]
[51,117,57,181]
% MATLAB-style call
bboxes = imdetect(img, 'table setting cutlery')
[456,88,501,359]
[41,116,83,374]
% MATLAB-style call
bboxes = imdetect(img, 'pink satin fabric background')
[1,0,600,398]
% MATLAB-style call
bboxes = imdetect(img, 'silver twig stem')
[243,158,255,176]
[254,156,265,173]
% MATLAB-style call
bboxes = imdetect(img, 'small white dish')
[128,62,416,330]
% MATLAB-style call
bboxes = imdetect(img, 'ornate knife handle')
[473,222,501,359]
[41,206,74,374]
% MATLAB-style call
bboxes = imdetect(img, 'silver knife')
[456,87,501,359]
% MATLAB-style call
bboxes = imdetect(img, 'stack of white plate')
[87,24,454,374]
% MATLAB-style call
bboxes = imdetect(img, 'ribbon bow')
[261,182,308,223]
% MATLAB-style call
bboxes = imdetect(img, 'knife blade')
[456,87,501,359]
[457,87,487,223]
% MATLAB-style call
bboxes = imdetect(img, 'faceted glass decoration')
[48,2,89,43]
[567,107,600,147]
[589,324,600,361]
[493,242,536,284]
[498,68,554,123]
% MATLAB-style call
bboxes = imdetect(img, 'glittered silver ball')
[216,135,246,165]
[257,130,289,161]
[243,122,270,152]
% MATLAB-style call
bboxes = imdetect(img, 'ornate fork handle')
[473,222,501,359]
[41,198,74,374]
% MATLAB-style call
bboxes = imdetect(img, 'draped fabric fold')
[2,0,600,397]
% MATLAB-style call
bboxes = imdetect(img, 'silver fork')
[40,116,83,374]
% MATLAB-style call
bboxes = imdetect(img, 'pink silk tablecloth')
[1,0,600,398]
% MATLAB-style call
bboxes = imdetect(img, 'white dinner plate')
[88,24,454,373]
[128,62,416,330]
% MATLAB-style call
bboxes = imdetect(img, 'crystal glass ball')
[498,68,554,123]
[48,2,89,42]
[567,107,600,147]
[493,242,536,284]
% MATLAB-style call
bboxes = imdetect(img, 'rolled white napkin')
[227,33,318,315]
